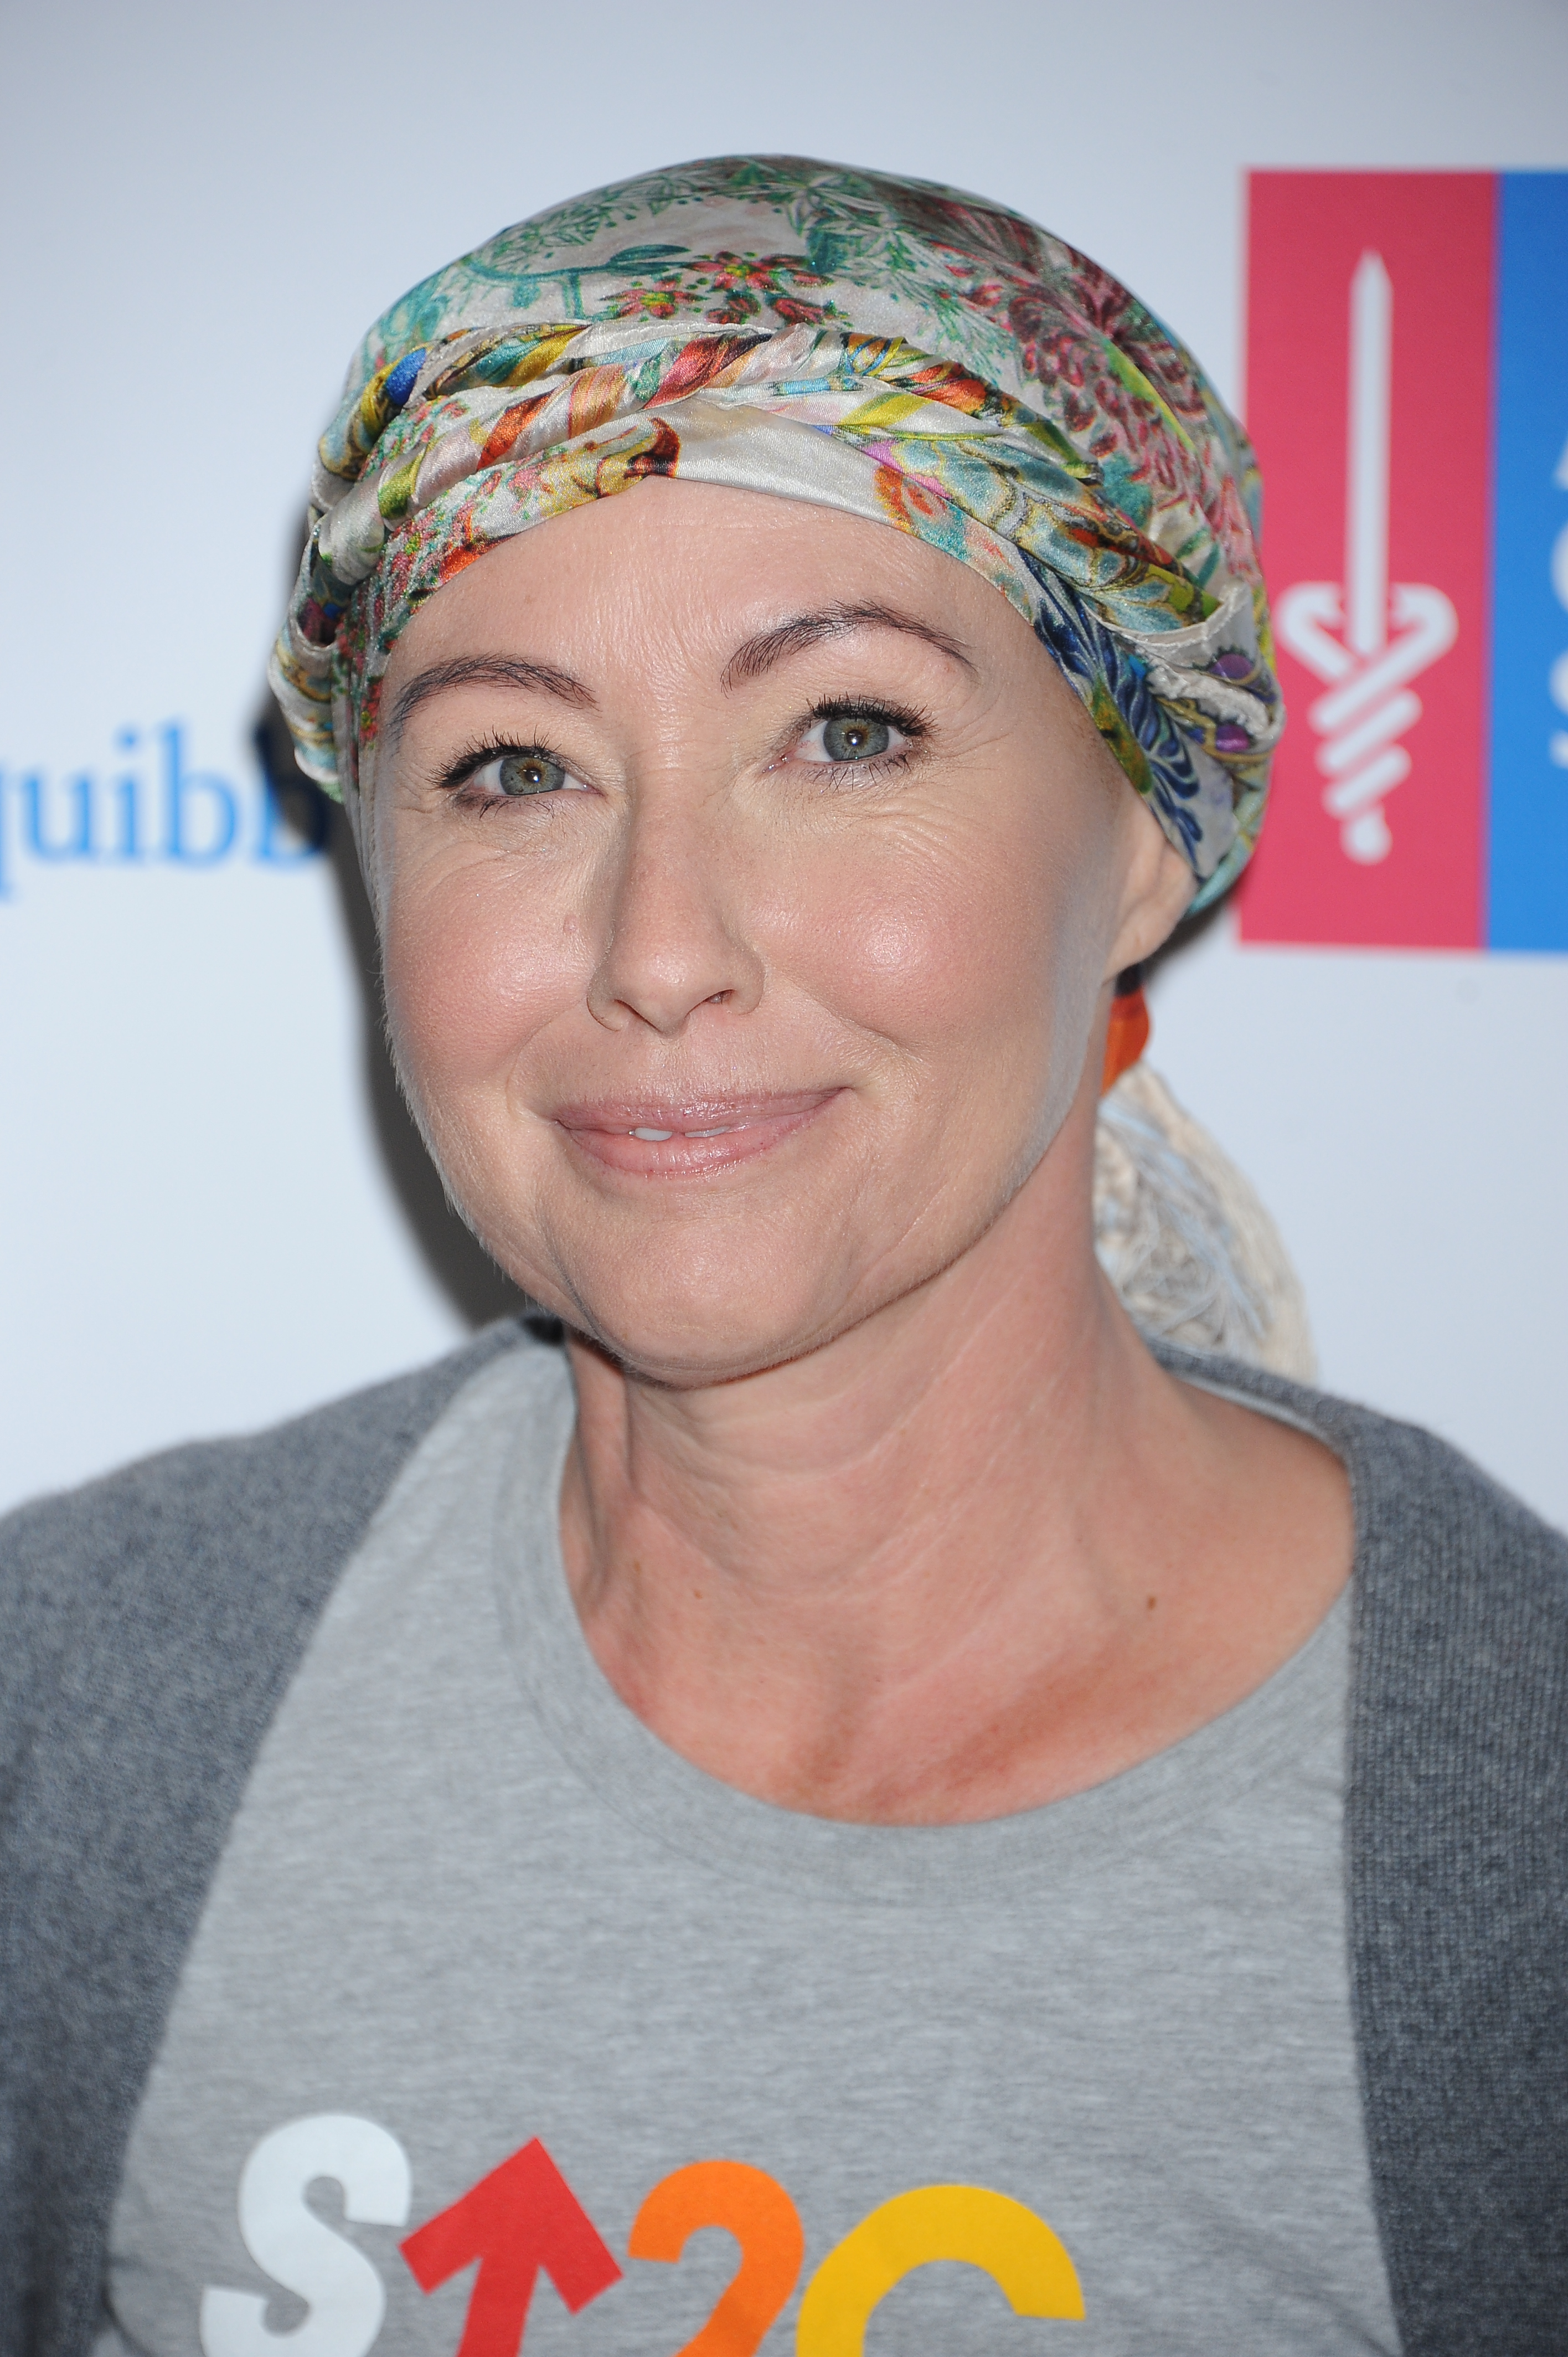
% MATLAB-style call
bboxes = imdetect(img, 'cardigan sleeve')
[0,1321,523,2357]
[1154,1337,1568,2355]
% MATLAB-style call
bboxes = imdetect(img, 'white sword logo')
[1276,252,1458,864]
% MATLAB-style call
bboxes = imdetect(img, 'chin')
[493,1224,863,1388]
[585,1315,827,1390]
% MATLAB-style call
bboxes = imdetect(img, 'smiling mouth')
[554,1091,841,1176]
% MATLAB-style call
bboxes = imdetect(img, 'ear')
[1103,791,1197,981]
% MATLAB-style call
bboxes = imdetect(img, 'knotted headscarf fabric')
[271,156,1282,907]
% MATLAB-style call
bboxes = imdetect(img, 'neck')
[557,1083,1351,1823]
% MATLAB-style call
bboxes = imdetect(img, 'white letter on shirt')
[199,2113,412,2357]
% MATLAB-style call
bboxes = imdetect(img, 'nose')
[585,789,765,1037]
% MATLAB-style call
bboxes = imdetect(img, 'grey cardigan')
[1,1323,1565,2356]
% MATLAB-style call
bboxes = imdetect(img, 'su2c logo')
[197,2114,1086,2357]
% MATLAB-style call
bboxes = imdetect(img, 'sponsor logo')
[1274,251,1457,869]
[198,2114,1085,2357]
[1239,170,1568,951]
[0,719,330,899]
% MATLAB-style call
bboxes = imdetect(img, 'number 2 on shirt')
[630,2160,805,2354]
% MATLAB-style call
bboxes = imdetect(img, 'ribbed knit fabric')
[0,1325,1563,2353]
[1342,1408,1568,2349]
[0,1324,521,2357]
[1173,1347,1568,2350]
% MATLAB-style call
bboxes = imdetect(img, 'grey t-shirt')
[98,1337,1399,2356]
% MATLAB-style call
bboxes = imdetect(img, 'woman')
[3,157,1564,2357]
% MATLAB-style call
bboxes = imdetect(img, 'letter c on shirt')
[199,2114,412,2357]
[795,2184,1084,2355]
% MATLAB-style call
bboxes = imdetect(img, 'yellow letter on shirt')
[795,2183,1084,2356]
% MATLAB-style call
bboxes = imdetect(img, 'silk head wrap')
[271,156,1282,908]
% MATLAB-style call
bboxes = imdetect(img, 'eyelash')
[432,699,931,813]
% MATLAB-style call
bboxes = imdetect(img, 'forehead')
[381,478,1035,689]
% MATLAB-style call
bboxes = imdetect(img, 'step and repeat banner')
[2,0,1565,1524]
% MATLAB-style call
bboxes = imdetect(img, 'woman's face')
[376,480,1189,1383]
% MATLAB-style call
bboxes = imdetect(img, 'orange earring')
[1100,974,1151,1095]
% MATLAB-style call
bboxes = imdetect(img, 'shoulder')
[0,1318,534,1776]
[0,1315,535,1567]
[1154,1336,1568,1618]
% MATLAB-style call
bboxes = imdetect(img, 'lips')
[553,1090,840,1176]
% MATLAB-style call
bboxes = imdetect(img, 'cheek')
[381,855,586,1120]
[776,801,1078,1088]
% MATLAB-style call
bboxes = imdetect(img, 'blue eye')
[822,714,891,761]
[496,751,571,795]
[465,748,586,798]
[798,711,910,765]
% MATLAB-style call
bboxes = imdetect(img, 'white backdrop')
[2,0,1564,1525]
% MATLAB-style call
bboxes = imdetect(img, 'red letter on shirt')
[401,2138,622,2357]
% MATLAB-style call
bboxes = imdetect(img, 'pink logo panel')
[1238,173,1494,948]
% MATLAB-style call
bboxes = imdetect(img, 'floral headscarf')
[271,156,1281,908]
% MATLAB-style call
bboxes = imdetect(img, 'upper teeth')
[627,1125,736,1141]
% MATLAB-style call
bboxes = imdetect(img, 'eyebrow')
[383,654,595,749]
[720,603,976,689]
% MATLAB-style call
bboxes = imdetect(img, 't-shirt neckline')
[488,1347,1351,1910]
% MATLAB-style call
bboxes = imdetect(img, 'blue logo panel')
[1488,172,1568,951]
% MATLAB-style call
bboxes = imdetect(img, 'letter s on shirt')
[199,2115,412,2357]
